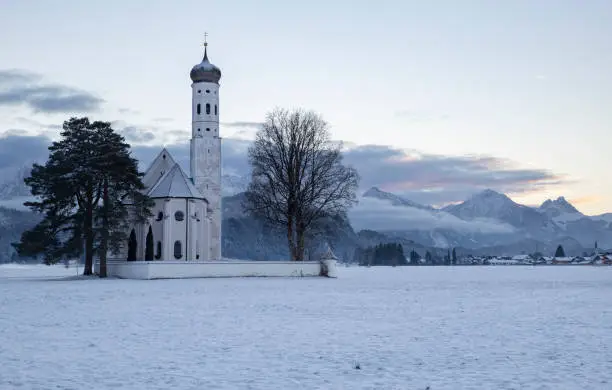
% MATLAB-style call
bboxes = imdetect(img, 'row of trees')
[355,243,407,266]
[354,245,461,266]
[13,117,151,277]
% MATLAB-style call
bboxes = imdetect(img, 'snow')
[1,264,611,389]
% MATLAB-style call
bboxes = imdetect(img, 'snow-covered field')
[1,264,611,389]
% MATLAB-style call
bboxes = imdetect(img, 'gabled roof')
[142,148,177,190]
[147,164,206,200]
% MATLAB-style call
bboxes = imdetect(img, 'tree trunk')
[286,216,297,261]
[296,222,306,261]
[99,178,109,278]
[83,204,94,275]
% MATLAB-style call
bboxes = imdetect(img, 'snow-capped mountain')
[355,187,612,250]
[351,187,518,249]
[538,196,584,222]
[0,164,33,200]
[362,186,434,210]
[444,189,554,232]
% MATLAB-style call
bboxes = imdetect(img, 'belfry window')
[206,103,211,115]
[174,241,182,259]
[214,104,218,115]
[197,104,201,115]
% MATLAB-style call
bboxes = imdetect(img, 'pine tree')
[452,248,457,265]
[425,251,433,265]
[554,244,566,258]
[14,117,151,276]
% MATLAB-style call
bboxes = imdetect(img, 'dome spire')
[203,32,209,61]
[190,32,222,84]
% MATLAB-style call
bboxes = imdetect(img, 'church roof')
[147,164,206,200]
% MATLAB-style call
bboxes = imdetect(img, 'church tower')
[189,36,222,260]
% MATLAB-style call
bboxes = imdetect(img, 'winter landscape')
[2,263,612,389]
[2,1,612,389]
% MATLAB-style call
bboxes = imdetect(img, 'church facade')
[123,41,222,262]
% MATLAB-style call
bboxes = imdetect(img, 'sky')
[0,0,610,215]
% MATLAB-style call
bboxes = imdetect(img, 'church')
[126,40,223,263]
[97,39,337,279]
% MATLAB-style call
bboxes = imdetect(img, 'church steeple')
[190,33,221,84]
[189,36,222,260]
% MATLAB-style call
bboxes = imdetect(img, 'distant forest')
[354,243,458,266]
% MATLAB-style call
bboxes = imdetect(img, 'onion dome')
[190,44,221,84]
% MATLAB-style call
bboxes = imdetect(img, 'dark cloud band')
[0,133,566,206]
[0,69,104,113]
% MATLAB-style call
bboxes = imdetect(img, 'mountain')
[0,164,33,200]
[221,173,249,196]
[444,189,556,238]
[362,187,433,210]
[0,206,41,263]
[221,193,361,261]
[538,196,584,222]
[0,161,610,261]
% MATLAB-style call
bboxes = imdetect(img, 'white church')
[98,39,337,279]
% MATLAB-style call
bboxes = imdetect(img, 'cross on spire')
[203,32,208,47]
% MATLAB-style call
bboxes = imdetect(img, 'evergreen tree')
[425,251,433,265]
[14,117,151,276]
[452,248,457,265]
[410,249,421,265]
[554,244,566,258]
[145,226,154,261]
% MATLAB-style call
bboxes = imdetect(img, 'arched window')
[175,210,184,221]
[206,103,211,115]
[197,103,201,115]
[155,211,163,221]
[145,226,154,261]
[127,229,137,261]
[155,241,162,260]
[214,104,218,115]
[174,241,182,259]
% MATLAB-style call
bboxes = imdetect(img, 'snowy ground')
[1,264,611,390]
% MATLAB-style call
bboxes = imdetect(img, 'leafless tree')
[244,108,359,261]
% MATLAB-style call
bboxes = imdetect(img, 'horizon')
[1,1,610,214]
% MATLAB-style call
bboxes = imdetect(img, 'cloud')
[221,121,263,128]
[153,117,174,123]
[119,126,156,143]
[14,117,62,131]
[0,133,566,210]
[341,145,566,206]
[0,69,104,113]
[128,137,251,177]
[118,108,140,115]
[0,133,51,170]
[348,196,515,234]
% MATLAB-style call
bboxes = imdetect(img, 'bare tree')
[244,108,359,261]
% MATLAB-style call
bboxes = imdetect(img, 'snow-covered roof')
[147,164,206,200]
